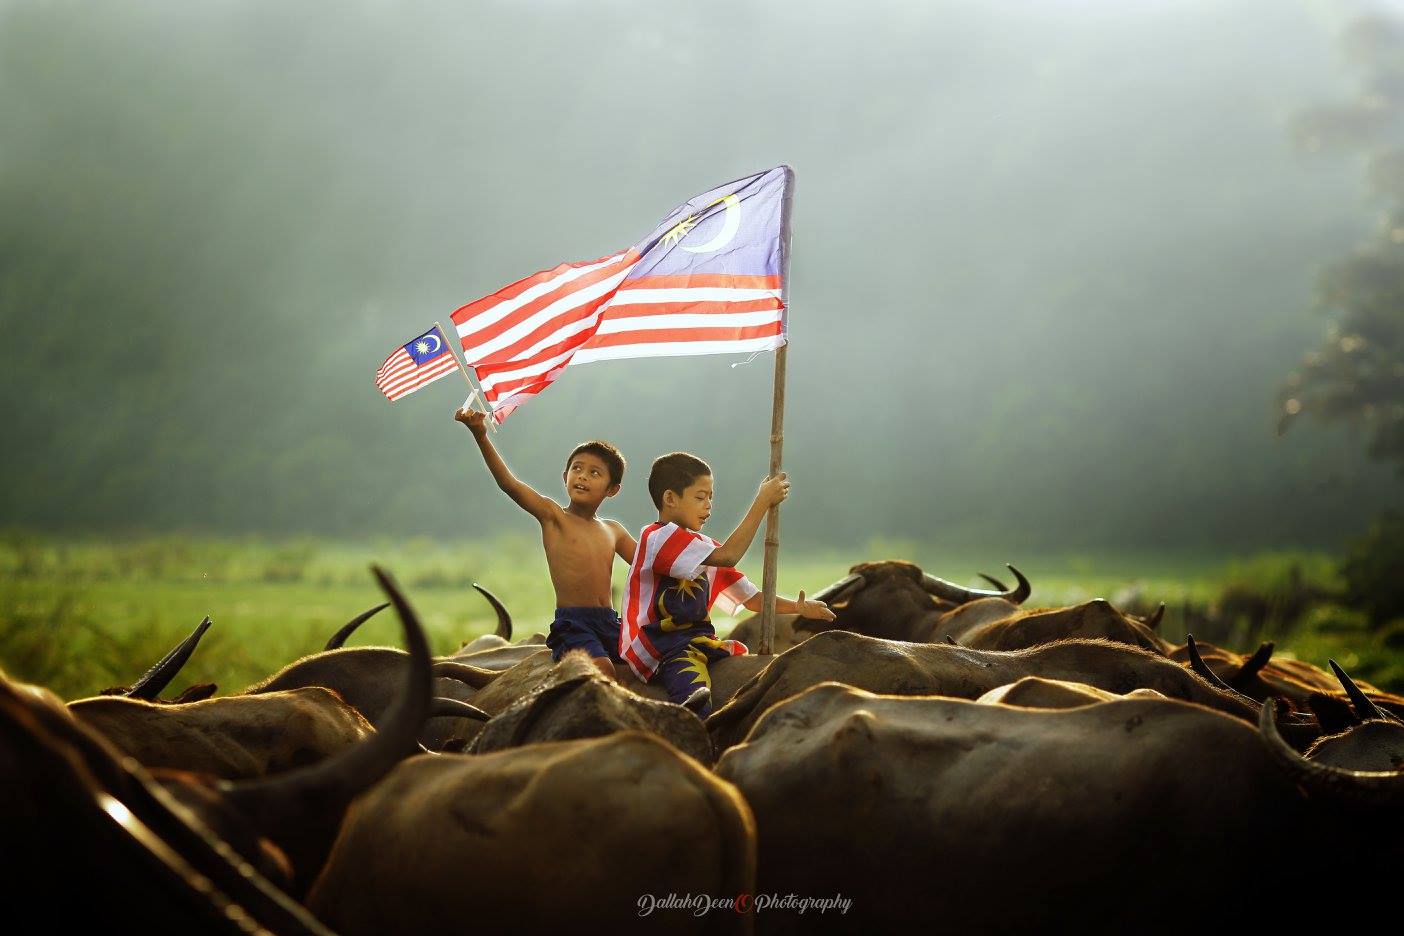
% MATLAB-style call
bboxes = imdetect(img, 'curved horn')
[472,583,512,641]
[1328,659,1392,724]
[1185,636,1317,735]
[1229,642,1275,690]
[1142,603,1165,630]
[978,573,1009,592]
[1185,634,1238,695]
[921,563,1031,606]
[430,697,491,722]
[943,634,960,646]
[1260,700,1404,804]
[323,603,389,651]
[128,617,212,700]
[433,660,501,690]
[812,573,866,606]
[221,565,431,815]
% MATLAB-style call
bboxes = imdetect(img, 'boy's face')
[663,474,713,532]
[563,452,619,508]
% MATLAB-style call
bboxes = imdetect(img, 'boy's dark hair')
[648,452,712,509]
[565,441,626,487]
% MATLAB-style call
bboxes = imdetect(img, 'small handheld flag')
[375,325,459,402]
[451,165,794,423]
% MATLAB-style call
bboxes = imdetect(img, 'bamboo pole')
[757,166,796,657]
[757,343,787,656]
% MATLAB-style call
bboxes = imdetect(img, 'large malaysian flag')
[451,166,793,423]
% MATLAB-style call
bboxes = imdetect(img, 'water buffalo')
[1307,718,1404,771]
[1290,661,1404,771]
[0,668,331,933]
[1259,699,1404,806]
[153,565,435,896]
[244,642,496,751]
[437,647,772,751]
[468,651,711,763]
[727,560,1032,651]
[975,676,1167,709]
[956,598,1168,651]
[705,630,1318,751]
[1168,639,1404,722]
[716,682,1399,934]
[306,732,756,934]
[69,686,375,779]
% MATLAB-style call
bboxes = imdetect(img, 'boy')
[620,452,836,716]
[455,406,635,678]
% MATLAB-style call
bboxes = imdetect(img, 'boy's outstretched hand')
[794,589,836,622]
[454,405,489,439]
[757,471,791,508]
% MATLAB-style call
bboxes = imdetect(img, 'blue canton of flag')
[405,329,449,364]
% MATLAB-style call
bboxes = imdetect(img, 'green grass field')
[2,534,1398,700]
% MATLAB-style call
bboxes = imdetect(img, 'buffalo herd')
[4,560,1402,932]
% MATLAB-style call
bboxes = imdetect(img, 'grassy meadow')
[2,533,1398,700]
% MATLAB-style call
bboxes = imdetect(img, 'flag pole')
[757,345,787,656]
[757,166,795,657]
[437,320,496,435]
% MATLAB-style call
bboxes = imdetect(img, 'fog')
[2,0,1400,550]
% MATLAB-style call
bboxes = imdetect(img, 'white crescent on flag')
[681,194,741,254]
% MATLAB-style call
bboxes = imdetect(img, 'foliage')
[1281,14,1404,473]
[2,535,1400,698]
[1339,509,1404,628]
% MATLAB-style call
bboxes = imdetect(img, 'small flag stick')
[438,321,496,435]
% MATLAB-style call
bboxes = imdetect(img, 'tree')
[1279,14,1404,473]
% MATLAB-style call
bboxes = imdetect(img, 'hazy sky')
[1,0,1400,550]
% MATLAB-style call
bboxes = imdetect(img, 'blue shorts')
[546,606,625,664]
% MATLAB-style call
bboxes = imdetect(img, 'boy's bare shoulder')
[537,498,567,521]
[604,518,637,537]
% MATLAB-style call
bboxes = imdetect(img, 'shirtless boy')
[454,406,635,678]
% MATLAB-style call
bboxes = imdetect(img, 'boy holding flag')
[620,452,833,715]
[445,165,802,686]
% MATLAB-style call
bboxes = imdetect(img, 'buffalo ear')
[1306,692,1357,735]
[171,683,217,703]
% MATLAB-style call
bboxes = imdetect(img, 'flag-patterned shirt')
[619,522,757,681]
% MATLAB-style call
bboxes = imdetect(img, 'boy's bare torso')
[541,506,625,607]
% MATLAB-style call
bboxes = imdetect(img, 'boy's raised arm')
[704,473,789,567]
[455,406,558,524]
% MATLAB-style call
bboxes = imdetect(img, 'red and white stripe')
[619,522,755,680]
[452,257,785,423]
[374,346,458,402]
